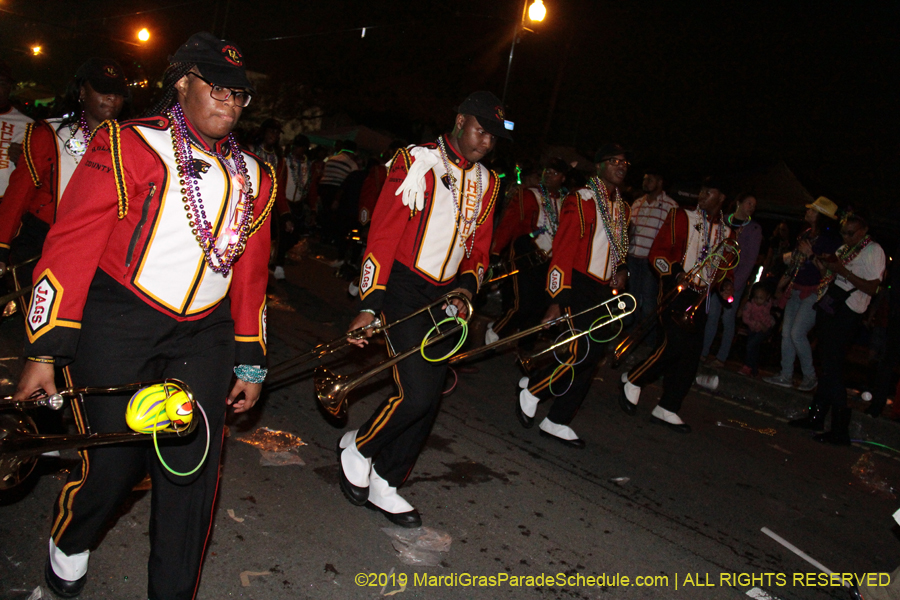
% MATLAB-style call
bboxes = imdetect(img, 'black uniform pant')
[51,271,234,600]
[494,239,550,338]
[870,306,900,415]
[629,288,707,414]
[812,302,863,410]
[526,274,615,425]
[354,266,461,488]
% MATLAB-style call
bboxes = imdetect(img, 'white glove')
[394,146,440,212]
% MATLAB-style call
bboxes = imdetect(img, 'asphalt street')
[1,246,898,600]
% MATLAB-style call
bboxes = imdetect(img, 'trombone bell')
[314,366,351,420]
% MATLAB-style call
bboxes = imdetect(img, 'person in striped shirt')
[625,166,677,342]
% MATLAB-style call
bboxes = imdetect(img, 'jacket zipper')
[126,183,156,267]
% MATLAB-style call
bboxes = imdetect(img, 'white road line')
[761,527,850,588]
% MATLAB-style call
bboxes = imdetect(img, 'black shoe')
[618,381,637,416]
[649,415,691,434]
[371,504,423,528]
[813,407,852,445]
[538,429,586,449]
[515,397,534,428]
[45,557,86,598]
[336,439,369,506]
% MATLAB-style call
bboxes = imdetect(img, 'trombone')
[612,238,740,364]
[450,292,636,368]
[313,291,474,419]
[267,291,473,383]
[0,379,197,490]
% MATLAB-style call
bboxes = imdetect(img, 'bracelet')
[360,309,377,316]
[234,364,267,384]
[27,356,55,364]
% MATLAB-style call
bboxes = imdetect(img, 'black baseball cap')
[75,58,128,96]
[457,91,512,140]
[170,32,254,93]
[594,143,630,163]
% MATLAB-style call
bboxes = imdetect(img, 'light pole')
[501,0,546,106]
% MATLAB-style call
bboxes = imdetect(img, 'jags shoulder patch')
[654,258,670,274]
[27,273,61,338]
[548,266,564,296]
[359,255,379,297]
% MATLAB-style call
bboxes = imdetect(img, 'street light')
[137,28,150,42]
[501,0,546,106]
[31,45,42,56]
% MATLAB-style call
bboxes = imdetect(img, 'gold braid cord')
[249,160,277,237]
[390,147,412,171]
[577,194,586,238]
[22,122,42,188]
[94,119,129,219]
[476,170,501,226]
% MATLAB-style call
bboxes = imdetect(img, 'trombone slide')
[314,291,474,420]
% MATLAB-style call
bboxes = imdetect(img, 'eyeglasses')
[188,72,252,108]
[605,158,630,167]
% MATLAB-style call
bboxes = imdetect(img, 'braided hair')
[144,62,195,117]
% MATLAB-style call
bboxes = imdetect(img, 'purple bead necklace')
[169,102,254,276]
[79,111,92,145]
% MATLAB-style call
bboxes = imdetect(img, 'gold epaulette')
[477,169,501,226]
[389,147,412,171]
[22,122,42,188]
[249,160,277,237]
[95,119,129,219]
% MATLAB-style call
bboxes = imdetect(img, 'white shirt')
[833,241,885,314]
[628,192,677,258]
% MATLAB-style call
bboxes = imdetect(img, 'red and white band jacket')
[358,136,500,312]
[0,118,85,263]
[491,186,563,256]
[24,115,276,366]
[649,207,734,291]
[546,186,630,308]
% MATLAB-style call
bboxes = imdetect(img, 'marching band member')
[619,177,734,433]
[0,58,127,290]
[340,91,506,527]
[515,144,631,448]
[13,32,274,600]
[0,60,32,202]
[486,157,569,344]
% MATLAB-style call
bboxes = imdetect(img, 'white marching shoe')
[538,418,585,449]
[46,539,89,597]
[650,405,691,434]
[368,467,422,528]
[338,430,371,505]
[515,377,538,428]
[485,322,500,345]
[619,372,640,416]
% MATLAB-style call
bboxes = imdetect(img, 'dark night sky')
[2,0,898,212]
